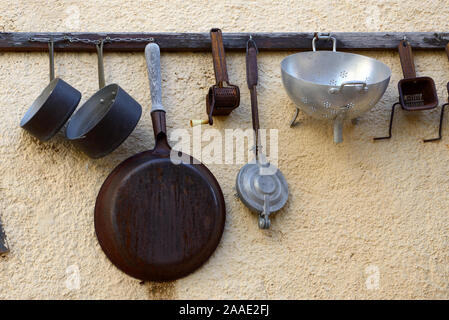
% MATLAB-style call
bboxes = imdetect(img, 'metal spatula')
[236,37,288,229]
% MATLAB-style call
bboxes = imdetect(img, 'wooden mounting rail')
[0,32,448,52]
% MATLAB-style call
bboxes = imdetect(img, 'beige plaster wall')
[0,0,448,299]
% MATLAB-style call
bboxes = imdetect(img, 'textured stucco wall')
[1,0,449,299]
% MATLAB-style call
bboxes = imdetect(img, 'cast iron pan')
[95,43,226,281]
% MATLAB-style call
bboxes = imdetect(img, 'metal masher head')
[398,77,438,111]
[207,85,240,114]
[191,84,240,126]
[404,93,424,108]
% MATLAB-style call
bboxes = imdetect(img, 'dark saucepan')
[65,40,141,158]
[20,40,81,141]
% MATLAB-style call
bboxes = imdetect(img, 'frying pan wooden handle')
[398,40,416,79]
[145,43,165,113]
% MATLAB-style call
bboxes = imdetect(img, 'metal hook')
[48,37,55,82]
[290,108,300,127]
[402,35,409,47]
[423,103,448,142]
[373,102,400,140]
[246,35,259,54]
[96,39,106,89]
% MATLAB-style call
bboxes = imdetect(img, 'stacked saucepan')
[21,38,142,158]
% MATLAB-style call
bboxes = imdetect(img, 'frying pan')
[20,39,81,141]
[94,43,226,281]
[374,39,439,141]
[66,40,142,158]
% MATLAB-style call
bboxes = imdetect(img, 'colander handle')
[329,81,368,94]
[312,33,337,52]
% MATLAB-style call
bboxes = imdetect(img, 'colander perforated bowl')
[281,34,391,143]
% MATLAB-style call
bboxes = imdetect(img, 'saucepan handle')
[96,40,106,89]
[48,38,55,82]
[145,43,165,113]
[329,81,368,94]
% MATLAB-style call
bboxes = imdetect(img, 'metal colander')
[281,33,391,143]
